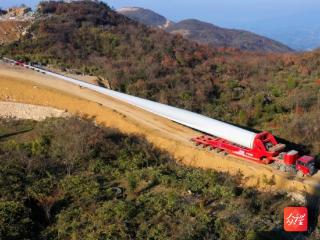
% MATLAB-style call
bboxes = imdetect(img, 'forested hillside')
[166,19,293,52]
[1,117,319,240]
[1,0,319,158]
[117,7,293,53]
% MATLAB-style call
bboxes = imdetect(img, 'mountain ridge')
[117,7,293,53]
[117,7,175,29]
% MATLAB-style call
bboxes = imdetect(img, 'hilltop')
[117,7,174,29]
[117,7,293,53]
[1,1,319,159]
[0,6,33,21]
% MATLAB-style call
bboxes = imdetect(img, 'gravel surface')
[0,101,69,121]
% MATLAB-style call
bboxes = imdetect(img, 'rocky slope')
[0,21,30,45]
[0,7,33,45]
[117,7,174,29]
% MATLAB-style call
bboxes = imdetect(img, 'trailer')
[191,133,316,177]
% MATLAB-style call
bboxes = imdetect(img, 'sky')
[0,0,319,28]
[106,0,320,28]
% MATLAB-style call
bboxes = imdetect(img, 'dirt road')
[1,64,319,194]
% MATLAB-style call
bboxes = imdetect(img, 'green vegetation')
[1,1,319,160]
[1,117,318,240]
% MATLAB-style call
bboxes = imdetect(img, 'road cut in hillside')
[0,64,319,195]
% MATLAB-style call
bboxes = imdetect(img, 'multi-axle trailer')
[5,57,317,177]
[191,132,316,177]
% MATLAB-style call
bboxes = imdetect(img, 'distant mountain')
[243,12,320,51]
[167,19,293,53]
[117,7,293,53]
[117,7,174,29]
[261,26,320,51]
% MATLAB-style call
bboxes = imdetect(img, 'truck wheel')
[222,151,228,156]
[297,171,304,177]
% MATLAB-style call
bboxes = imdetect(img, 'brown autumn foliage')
[1,1,319,158]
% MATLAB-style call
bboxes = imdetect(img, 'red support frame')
[191,132,285,164]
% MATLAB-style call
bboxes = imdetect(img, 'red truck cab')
[296,155,316,176]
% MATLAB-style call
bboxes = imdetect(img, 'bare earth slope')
[0,64,319,195]
[0,20,29,45]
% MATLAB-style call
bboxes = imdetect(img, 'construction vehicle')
[191,132,316,177]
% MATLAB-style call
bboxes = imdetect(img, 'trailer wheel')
[222,152,228,156]
[215,148,222,153]
[297,171,304,178]
[272,163,279,170]
[207,146,213,151]
[197,143,204,148]
[280,165,286,172]
[218,151,227,156]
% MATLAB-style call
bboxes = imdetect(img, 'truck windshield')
[299,161,314,168]
[307,161,315,167]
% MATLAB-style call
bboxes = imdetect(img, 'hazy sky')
[1,0,320,28]
[107,0,320,27]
